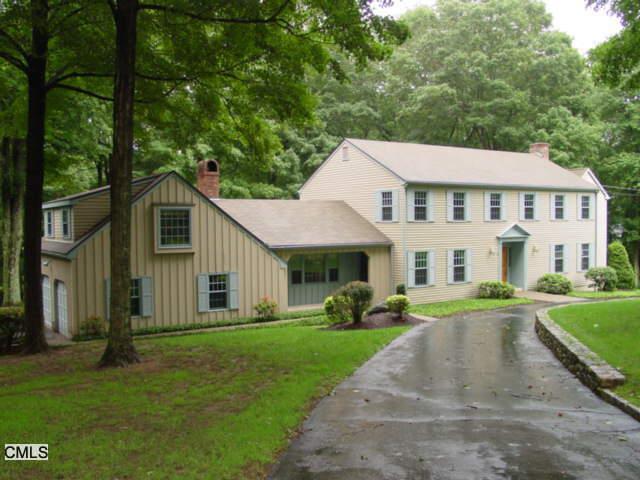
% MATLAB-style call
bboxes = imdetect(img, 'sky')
[377,0,622,55]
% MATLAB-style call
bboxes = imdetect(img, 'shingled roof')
[343,138,598,192]
[213,199,391,249]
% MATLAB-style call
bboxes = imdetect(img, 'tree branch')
[46,71,113,90]
[0,28,28,59]
[0,50,27,73]
[138,0,290,24]
[55,83,114,101]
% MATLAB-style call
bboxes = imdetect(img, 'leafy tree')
[608,241,637,288]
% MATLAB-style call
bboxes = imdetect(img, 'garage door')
[55,281,69,336]
[42,276,52,328]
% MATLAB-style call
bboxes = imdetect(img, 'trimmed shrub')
[79,315,106,337]
[254,296,278,321]
[396,284,407,295]
[608,241,636,289]
[0,305,25,353]
[385,295,410,316]
[334,281,374,323]
[323,295,351,324]
[536,274,572,295]
[585,267,618,292]
[478,281,515,299]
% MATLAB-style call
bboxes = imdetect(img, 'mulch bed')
[327,312,425,330]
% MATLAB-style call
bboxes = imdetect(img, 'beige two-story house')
[41,139,608,338]
[300,139,609,304]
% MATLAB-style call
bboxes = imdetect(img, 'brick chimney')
[197,159,220,198]
[530,142,550,160]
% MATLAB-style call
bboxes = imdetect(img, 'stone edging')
[535,304,640,423]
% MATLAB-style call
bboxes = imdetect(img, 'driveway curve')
[271,303,640,479]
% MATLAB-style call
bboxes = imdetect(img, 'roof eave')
[405,180,598,192]
[270,241,392,250]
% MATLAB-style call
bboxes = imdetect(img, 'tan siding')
[68,175,288,335]
[41,256,75,334]
[302,146,604,304]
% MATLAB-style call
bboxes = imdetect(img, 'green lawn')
[549,299,640,408]
[0,325,407,480]
[567,289,640,299]
[409,297,532,318]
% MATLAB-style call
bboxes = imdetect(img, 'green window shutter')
[428,250,436,285]
[391,190,399,222]
[141,277,153,317]
[104,278,110,320]
[407,251,416,288]
[446,191,454,221]
[465,249,472,283]
[228,272,239,309]
[374,191,382,222]
[484,192,491,221]
[533,193,539,220]
[500,193,506,220]
[447,249,454,284]
[427,191,434,222]
[519,193,525,220]
[577,194,582,220]
[407,190,415,222]
[197,274,209,313]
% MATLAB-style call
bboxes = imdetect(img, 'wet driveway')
[271,303,640,479]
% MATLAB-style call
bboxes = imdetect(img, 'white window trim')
[197,272,239,312]
[407,189,433,223]
[376,190,399,223]
[157,206,193,249]
[447,248,472,284]
[484,191,506,222]
[407,250,436,288]
[61,207,73,241]
[447,191,469,222]
[519,192,538,221]
[578,194,593,221]
[550,194,567,221]
[550,244,568,274]
[577,242,594,272]
[45,210,54,238]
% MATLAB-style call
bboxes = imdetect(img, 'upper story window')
[408,190,432,222]
[376,190,398,222]
[485,192,504,221]
[158,207,192,248]
[579,195,592,220]
[521,193,536,220]
[45,210,54,238]
[448,191,468,221]
[61,208,72,240]
[552,194,565,220]
[553,244,565,273]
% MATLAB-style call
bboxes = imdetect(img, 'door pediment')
[498,223,531,240]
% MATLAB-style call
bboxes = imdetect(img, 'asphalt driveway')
[271,303,640,479]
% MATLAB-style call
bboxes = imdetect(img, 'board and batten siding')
[277,245,392,306]
[299,142,402,294]
[69,175,287,335]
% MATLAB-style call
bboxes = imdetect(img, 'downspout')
[401,183,408,294]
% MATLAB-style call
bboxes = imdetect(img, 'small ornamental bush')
[254,296,278,321]
[608,241,636,289]
[0,305,25,353]
[334,281,374,323]
[585,267,618,292]
[385,295,410,316]
[323,295,351,324]
[79,315,106,337]
[478,281,515,299]
[536,274,572,295]
[396,284,407,295]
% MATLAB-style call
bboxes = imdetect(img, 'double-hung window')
[130,278,141,316]
[158,207,192,248]
[552,194,565,220]
[378,191,395,222]
[208,274,228,310]
[579,243,592,272]
[407,250,435,288]
[197,272,238,312]
[448,192,467,221]
[485,192,504,221]
[45,210,54,238]
[411,191,430,221]
[523,193,536,220]
[448,249,471,283]
[61,208,71,240]
[579,195,591,220]
[553,244,565,273]
[105,276,153,319]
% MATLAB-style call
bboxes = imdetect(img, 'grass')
[0,325,407,479]
[549,299,640,408]
[409,297,532,318]
[567,289,640,299]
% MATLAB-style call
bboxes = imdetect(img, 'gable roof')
[570,167,611,200]
[498,223,531,239]
[213,199,392,249]
[343,138,598,192]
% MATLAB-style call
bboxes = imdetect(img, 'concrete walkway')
[270,303,640,479]
[515,290,585,303]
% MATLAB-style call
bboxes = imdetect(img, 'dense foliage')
[585,267,619,291]
[0,305,25,352]
[608,241,637,289]
[323,295,352,325]
[385,295,410,315]
[536,274,573,295]
[478,281,516,299]
[334,281,374,324]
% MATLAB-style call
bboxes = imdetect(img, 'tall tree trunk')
[99,0,140,367]
[22,0,49,354]
[1,138,26,306]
